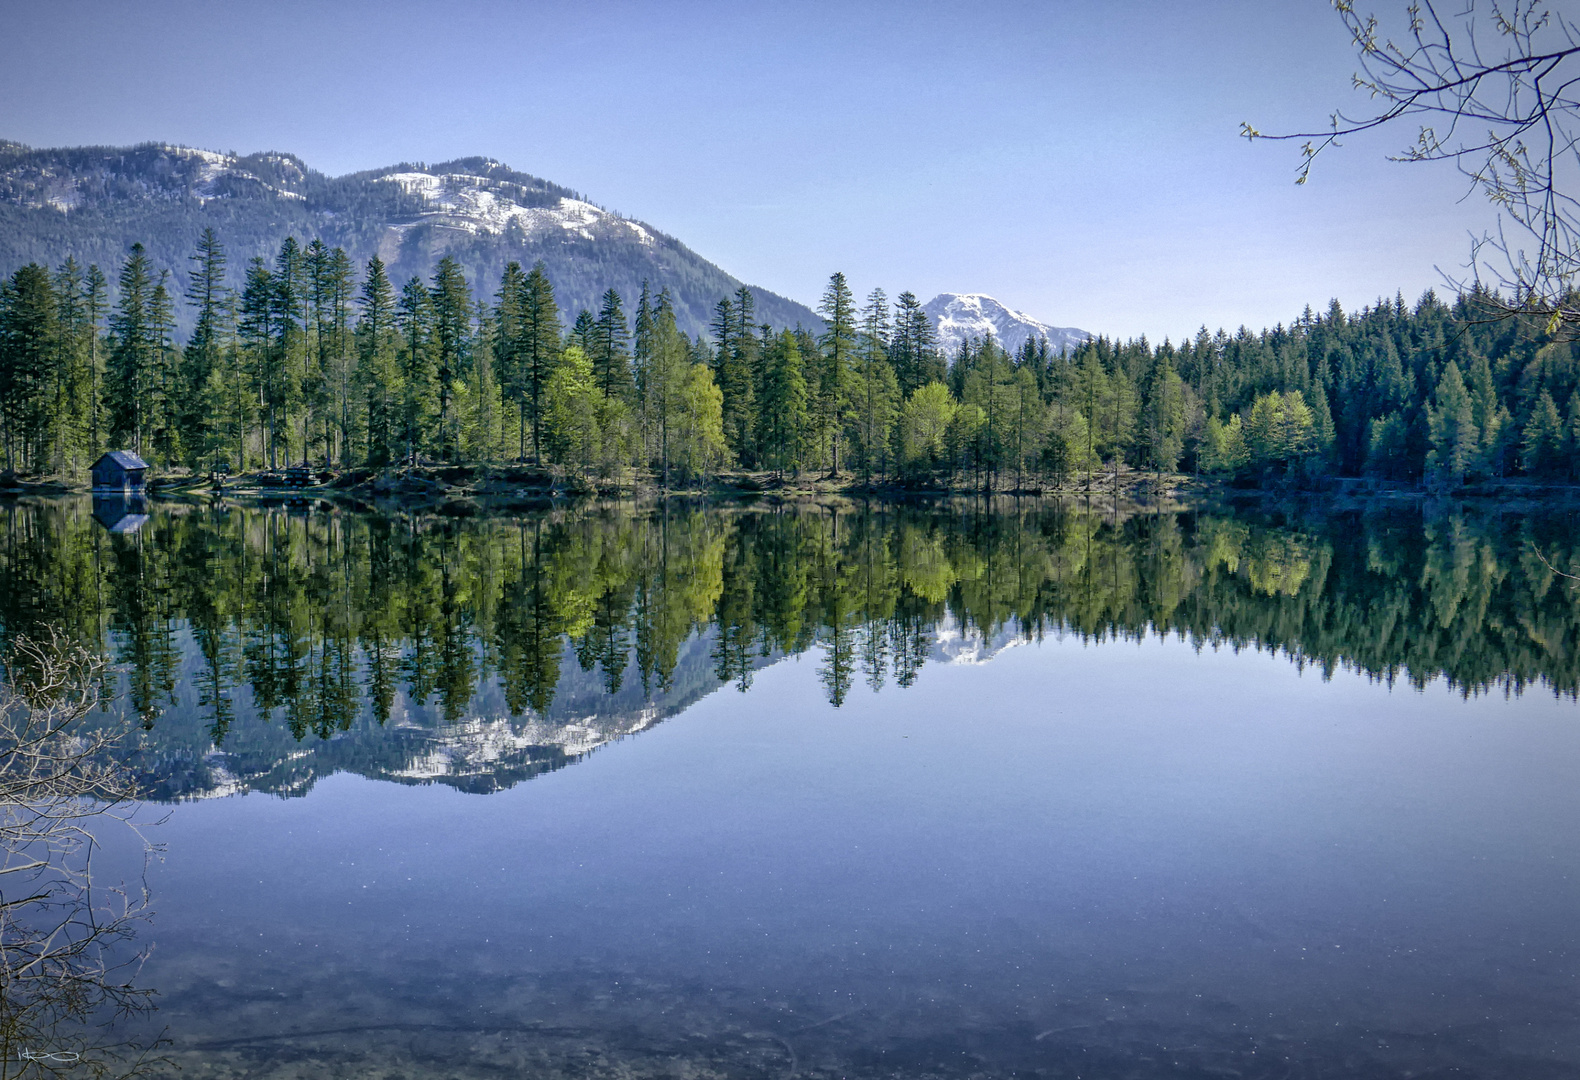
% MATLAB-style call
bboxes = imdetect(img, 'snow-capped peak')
[923,293,1090,356]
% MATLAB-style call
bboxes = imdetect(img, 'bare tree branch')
[1247,0,1580,334]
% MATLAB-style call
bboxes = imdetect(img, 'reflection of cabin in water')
[91,494,149,534]
[91,450,148,492]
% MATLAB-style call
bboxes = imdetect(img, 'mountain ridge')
[0,139,820,337]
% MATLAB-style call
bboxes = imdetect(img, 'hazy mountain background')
[0,140,821,337]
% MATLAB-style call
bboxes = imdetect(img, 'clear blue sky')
[2,0,1487,340]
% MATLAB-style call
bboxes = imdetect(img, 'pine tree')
[1426,360,1477,486]
[0,264,57,472]
[758,329,808,477]
[396,276,436,464]
[51,258,88,475]
[107,245,155,459]
[237,258,274,469]
[82,264,107,461]
[1142,347,1186,474]
[1007,366,1047,489]
[147,271,181,464]
[507,262,561,463]
[568,309,597,354]
[429,256,472,461]
[1523,389,1565,477]
[889,291,941,397]
[268,238,309,466]
[632,281,656,467]
[592,288,632,402]
[304,242,355,465]
[356,256,400,466]
[182,228,228,469]
[816,272,856,476]
[852,287,898,481]
[644,289,689,488]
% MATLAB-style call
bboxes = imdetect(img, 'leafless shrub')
[0,630,165,1080]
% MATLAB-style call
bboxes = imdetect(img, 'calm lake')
[4,495,1580,1079]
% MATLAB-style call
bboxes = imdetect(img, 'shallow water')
[5,496,1580,1078]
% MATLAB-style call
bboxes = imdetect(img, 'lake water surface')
[4,496,1579,1078]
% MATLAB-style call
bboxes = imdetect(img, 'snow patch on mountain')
[378,170,655,245]
[923,293,1090,356]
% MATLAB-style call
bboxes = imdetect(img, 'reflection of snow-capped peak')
[389,707,659,782]
[377,171,655,244]
[923,292,1090,356]
[929,616,1025,666]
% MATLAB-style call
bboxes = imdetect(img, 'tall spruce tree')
[0,264,57,472]
[816,272,857,476]
[592,288,632,402]
[516,261,562,463]
[182,228,228,468]
[396,276,436,464]
[107,245,156,459]
[429,256,472,461]
[356,255,400,466]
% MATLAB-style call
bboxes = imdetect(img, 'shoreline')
[8,465,1580,518]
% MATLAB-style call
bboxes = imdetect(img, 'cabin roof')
[93,451,149,471]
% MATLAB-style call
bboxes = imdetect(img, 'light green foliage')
[1245,390,1315,469]
[673,362,728,482]
[544,345,602,474]
[899,382,957,477]
[1042,404,1094,487]
[1203,414,1250,474]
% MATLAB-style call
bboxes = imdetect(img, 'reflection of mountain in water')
[930,617,1024,666]
[6,498,1580,804]
[123,628,779,801]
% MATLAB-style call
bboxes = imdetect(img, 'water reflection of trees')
[2,499,1579,743]
[0,632,161,1078]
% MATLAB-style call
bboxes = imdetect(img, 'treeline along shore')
[3,228,1580,495]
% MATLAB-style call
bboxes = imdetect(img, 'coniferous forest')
[4,228,1580,490]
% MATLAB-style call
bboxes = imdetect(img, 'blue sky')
[2,0,1489,339]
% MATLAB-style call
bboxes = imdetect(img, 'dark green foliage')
[591,288,632,402]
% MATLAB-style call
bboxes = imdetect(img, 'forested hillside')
[0,141,817,336]
[4,206,1580,490]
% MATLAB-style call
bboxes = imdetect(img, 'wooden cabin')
[91,450,149,492]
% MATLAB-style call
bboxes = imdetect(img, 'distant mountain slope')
[923,293,1090,355]
[0,140,819,337]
